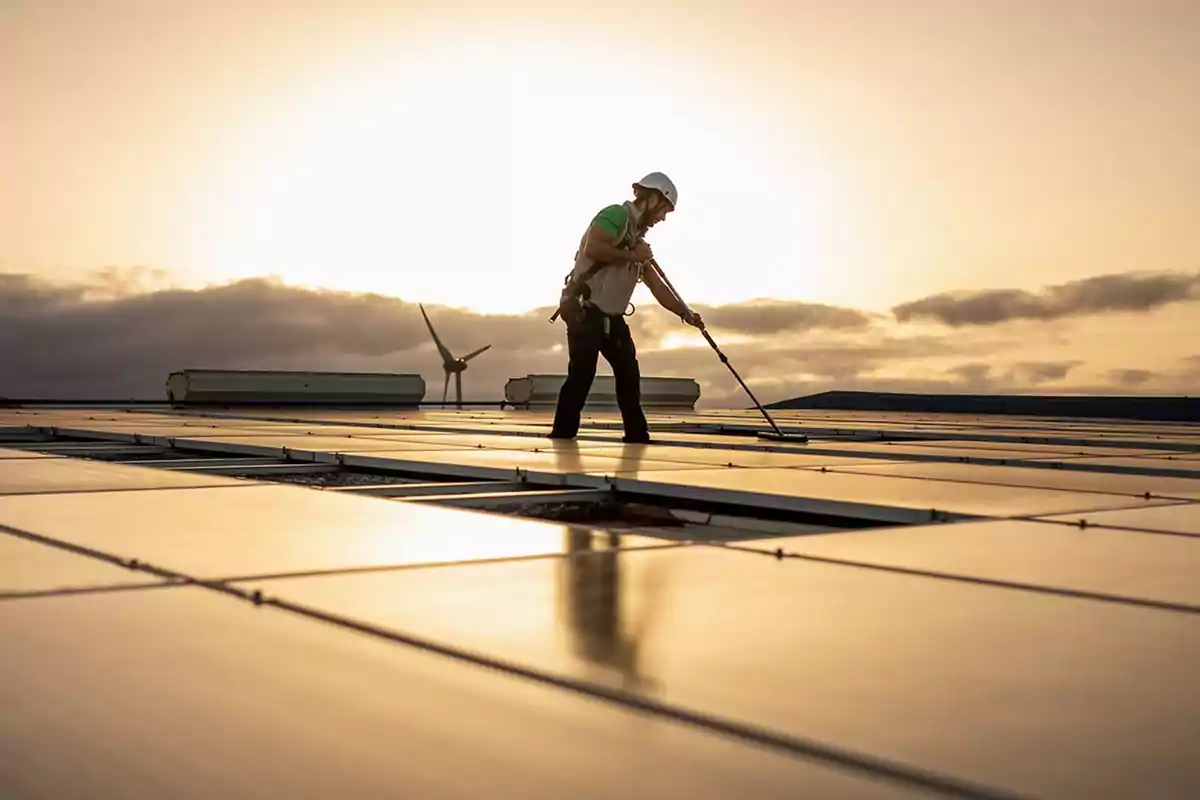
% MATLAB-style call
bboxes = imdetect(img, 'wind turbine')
[418,303,491,408]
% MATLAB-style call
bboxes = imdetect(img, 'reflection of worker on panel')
[558,529,659,692]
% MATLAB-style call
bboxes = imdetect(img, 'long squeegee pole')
[647,260,787,438]
[699,328,785,438]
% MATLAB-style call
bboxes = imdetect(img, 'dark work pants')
[550,305,649,441]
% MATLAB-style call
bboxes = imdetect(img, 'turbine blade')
[455,371,463,408]
[461,344,491,362]
[420,304,456,363]
[441,371,450,407]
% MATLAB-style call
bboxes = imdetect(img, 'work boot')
[546,430,575,440]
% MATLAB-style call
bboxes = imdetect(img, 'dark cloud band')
[892,270,1200,326]
[4,269,1198,402]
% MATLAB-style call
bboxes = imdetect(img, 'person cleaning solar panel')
[548,173,807,444]
[547,172,693,443]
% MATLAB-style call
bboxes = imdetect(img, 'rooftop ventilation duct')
[504,374,700,410]
[166,370,426,406]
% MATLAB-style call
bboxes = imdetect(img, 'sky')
[3,0,1199,404]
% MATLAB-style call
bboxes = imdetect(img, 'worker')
[548,172,704,444]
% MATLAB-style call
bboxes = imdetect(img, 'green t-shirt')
[591,204,632,242]
[567,203,643,315]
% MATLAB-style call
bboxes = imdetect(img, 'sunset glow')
[187,27,845,312]
[4,0,1199,402]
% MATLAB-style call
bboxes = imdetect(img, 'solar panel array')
[3,404,1198,798]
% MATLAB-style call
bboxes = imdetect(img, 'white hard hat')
[633,172,677,209]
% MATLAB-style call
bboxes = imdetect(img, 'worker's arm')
[581,205,652,265]
[582,224,651,265]
[643,262,704,328]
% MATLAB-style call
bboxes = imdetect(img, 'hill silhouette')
[766,391,1198,422]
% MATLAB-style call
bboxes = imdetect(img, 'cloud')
[3,268,1195,407]
[635,332,1021,405]
[891,270,1200,327]
[905,360,1085,394]
[1109,368,1154,388]
[639,333,979,380]
[689,298,875,336]
[1178,356,1200,386]
[1100,357,1200,394]
[0,269,885,402]
[945,363,993,386]
[618,297,873,344]
[0,271,557,399]
[1006,360,1084,385]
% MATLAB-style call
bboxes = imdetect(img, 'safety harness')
[549,202,643,328]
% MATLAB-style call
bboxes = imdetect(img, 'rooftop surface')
[3,403,1199,798]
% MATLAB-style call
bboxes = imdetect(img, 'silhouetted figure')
[548,172,703,443]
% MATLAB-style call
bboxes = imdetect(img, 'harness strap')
[550,202,645,323]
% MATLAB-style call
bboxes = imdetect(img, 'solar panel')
[732,517,1200,608]
[606,468,1178,522]
[0,448,60,460]
[1049,455,1200,477]
[164,434,473,459]
[802,442,1138,462]
[0,457,254,495]
[4,402,1198,799]
[572,444,911,469]
[1,586,903,799]
[374,432,632,452]
[854,440,1187,458]
[1033,502,1200,537]
[813,460,1200,499]
[0,532,167,596]
[334,447,721,482]
[146,424,420,438]
[228,545,1200,799]
[0,484,673,582]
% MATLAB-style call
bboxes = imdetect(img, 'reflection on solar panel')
[3,403,1198,797]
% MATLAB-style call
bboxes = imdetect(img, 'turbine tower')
[419,303,491,408]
